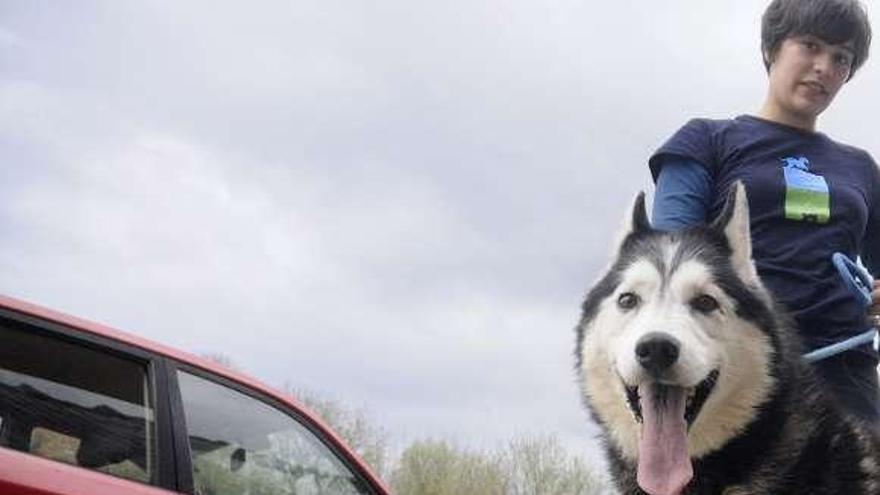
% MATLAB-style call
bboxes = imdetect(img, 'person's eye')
[834,53,853,67]
[801,40,819,52]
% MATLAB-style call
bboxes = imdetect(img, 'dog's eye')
[691,294,719,313]
[617,292,640,310]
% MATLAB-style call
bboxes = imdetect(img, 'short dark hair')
[761,0,872,80]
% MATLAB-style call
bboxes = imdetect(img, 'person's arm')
[863,234,880,277]
[863,236,880,322]
[862,173,880,321]
[651,158,712,231]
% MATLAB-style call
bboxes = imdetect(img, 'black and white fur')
[575,183,880,494]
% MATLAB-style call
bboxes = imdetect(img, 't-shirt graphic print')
[782,156,830,224]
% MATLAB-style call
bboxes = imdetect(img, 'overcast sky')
[3,0,879,471]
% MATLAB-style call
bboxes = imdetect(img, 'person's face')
[766,35,854,125]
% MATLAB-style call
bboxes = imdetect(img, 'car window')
[177,371,371,495]
[0,321,156,484]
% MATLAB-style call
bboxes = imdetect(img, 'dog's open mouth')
[624,369,719,426]
[622,370,719,495]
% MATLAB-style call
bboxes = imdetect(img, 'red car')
[0,294,391,495]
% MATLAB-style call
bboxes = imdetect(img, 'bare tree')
[200,352,241,371]
[503,435,604,495]
[390,435,607,495]
[198,366,607,495]
[391,440,506,495]
[287,387,390,480]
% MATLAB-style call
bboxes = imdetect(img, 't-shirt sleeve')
[651,158,712,231]
[649,118,717,182]
[861,156,880,276]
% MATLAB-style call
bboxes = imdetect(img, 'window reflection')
[177,371,369,495]
[0,323,155,483]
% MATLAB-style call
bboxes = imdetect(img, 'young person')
[650,0,880,421]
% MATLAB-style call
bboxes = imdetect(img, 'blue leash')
[802,253,878,363]
[802,329,876,362]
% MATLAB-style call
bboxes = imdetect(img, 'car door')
[0,309,181,495]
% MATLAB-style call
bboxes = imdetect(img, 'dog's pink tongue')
[637,385,692,495]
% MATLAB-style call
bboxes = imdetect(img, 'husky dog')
[575,183,880,495]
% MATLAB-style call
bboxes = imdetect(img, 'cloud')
[3,0,879,467]
[0,27,22,48]
[0,123,596,452]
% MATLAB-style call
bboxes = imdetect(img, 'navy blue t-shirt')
[649,115,880,356]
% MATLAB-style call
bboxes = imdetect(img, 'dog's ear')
[631,191,651,233]
[711,181,759,282]
[608,191,651,258]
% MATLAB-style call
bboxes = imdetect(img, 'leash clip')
[831,252,873,309]
[803,254,877,362]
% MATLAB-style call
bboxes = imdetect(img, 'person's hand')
[870,280,880,327]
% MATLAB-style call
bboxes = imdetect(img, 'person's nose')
[812,51,838,78]
[812,53,831,75]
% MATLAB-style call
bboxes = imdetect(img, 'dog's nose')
[635,332,680,375]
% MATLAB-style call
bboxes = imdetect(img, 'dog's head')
[575,182,780,495]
